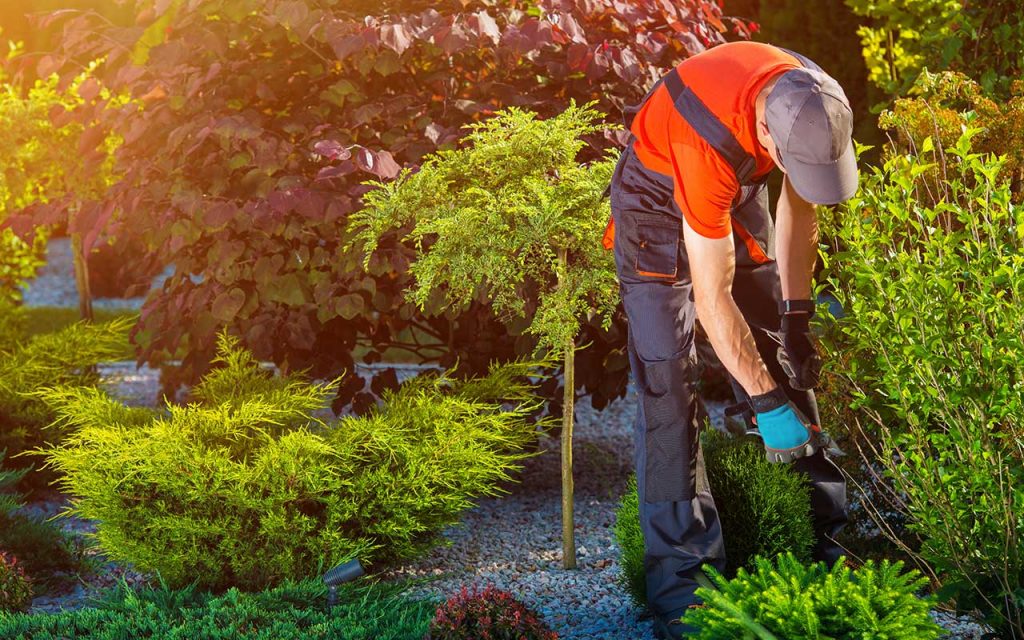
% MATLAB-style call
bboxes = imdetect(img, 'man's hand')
[750,386,819,463]
[778,306,821,390]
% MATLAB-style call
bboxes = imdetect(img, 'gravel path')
[19,237,170,310]
[17,238,991,638]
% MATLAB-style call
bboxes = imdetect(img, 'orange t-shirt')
[625,41,800,239]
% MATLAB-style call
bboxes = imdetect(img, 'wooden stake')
[557,246,577,570]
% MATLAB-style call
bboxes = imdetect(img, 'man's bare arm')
[681,217,776,396]
[775,175,819,301]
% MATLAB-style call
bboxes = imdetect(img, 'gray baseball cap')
[765,68,858,204]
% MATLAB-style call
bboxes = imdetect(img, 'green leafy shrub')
[428,585,557,640]
[0,578,436,639]
[0,228,46,307]
[614,431,813,606]
[0,552,32,614]
[683,552,942,639]
[879,70,1024,201]
[846,0,1023,98]
[0,61,123,304]
[41,331,552,590]
[0,313,133,460]
[820,128,1024,636]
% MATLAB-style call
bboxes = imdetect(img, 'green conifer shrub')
[40,331,553,591]
[613,475,646,607]
[0,311,133,460]
[0,578,436,639]
[701,430,814,577]
[614,430,814,606]
[682,552,942,639]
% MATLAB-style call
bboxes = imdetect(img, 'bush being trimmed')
[0,578,435,639]
[700,429,814,576]
[40,331,553,591]
[429,585,557,640]
[614,429,813,606]
[682,552,942,639]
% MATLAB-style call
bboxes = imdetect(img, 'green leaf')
[211,287,246,322]
[334,293,364,320]
[262,272,308,306]
[131,0,183,65]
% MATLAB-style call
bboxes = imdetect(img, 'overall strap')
[618,45,822,187]
[622,74,667,129]
[663,69,758,185]
[775,46,823,72]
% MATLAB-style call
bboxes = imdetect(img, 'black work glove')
[777,300,821,391]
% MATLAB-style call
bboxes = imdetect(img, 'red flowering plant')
[0,551,33,613]
[428,585,558,640]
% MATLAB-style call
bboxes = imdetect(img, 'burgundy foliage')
[3,0,751,412]
[429,584,558,640]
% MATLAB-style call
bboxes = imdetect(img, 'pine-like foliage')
[0,578,436,639]
[614,431,814,607]
[0,312,132,459]
[684,553,943,639]
[612,475,646,607]
[349,102,619,355]
[701,430,814,576]
[40,331,552,590]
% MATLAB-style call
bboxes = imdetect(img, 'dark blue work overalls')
[608,49,848,623]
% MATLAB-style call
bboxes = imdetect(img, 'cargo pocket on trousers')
[634,221,680,279]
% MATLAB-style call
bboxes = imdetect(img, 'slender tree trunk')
[71,232,94,322]
[557,247,577,569]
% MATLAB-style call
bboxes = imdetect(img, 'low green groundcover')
[0,580,436,639]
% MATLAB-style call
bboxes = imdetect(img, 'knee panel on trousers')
[640,356,699,503]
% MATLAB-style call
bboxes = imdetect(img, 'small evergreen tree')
[348,102,618,568]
